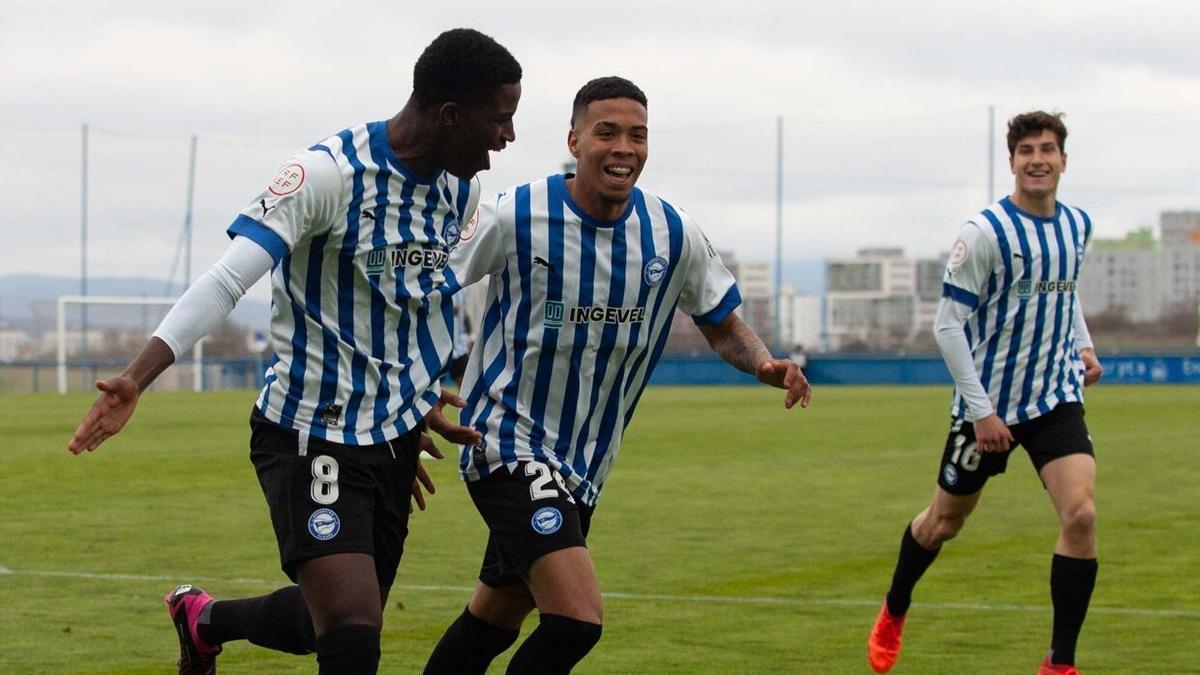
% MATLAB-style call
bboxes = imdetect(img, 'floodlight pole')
[988,105,995,203]
[80,124,89,363]
[774,115,783,354]
[184,134,197,289]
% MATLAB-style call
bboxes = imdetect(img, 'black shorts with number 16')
[937,402,1094,495]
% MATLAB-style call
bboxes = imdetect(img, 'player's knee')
[928,514,967,544]
[1061,501,1096,539]
[312,602,383,635]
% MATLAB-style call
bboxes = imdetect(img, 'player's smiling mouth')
[604,165,634,183]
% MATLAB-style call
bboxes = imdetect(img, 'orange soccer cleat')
[867,601,907,673]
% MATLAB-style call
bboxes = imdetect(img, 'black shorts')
[467,461,595,588]
[249,408,422,586]
[937,402,1094,496]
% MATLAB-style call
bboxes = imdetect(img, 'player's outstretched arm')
[698,313,812,409]
[68,337,175,454]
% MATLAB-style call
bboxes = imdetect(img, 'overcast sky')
[2,0,1197,302]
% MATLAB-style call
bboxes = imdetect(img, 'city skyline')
[1,1,1198,307]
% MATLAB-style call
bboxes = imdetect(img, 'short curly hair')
[1007,111,1067,156]
[570,76,648,127]
[412,28,522,108]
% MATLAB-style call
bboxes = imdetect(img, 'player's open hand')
[1079,347,1103,386]
[410,434,444,512]
[425,390,483,445]
[755,358,812,409]
[972,414,1014,453]
[67,376,141,455]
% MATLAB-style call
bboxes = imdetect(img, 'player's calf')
[315,623,381,675]
[423,607,520,675]
[505,613,602,675]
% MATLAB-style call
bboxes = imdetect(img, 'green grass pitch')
[2,384,1197,673]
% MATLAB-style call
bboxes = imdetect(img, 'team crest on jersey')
[942,464,958,486]
[643,256,668,287]
[308,508,340,541]
[544,301,565,328]
[531,507,563,535]
[442,218,462,249]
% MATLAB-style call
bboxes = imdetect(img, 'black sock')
[423,607,520,675]
[506,614,601,675]
[1049,554,1097,665]
[316,624,381,675]
[199,585,316,655]
[885,523,941,617]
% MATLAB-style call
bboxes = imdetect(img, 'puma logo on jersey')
[259,199,278,219]
[533,256,556,272]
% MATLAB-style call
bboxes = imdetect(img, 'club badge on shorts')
[942,463,959,486]
[308,508,341,541]
[531,507,563,535]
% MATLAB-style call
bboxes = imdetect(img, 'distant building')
[1078,212,1200,322]
[824,248,945,350]
[0,326,29,361]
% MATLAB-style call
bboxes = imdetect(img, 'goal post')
[56,295,203,394]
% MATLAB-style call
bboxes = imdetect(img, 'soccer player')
[866,111,1104,675]
[66,28,520,675]
[421,76,812,675]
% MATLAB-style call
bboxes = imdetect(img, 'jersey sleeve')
[225,149,343,265]
[677,214,741,325]
[941,221,997,309]
[446,193,508,292]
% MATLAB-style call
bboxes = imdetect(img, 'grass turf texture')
[1,385,1197,673]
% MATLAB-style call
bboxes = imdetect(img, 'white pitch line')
[2,567,1197,619]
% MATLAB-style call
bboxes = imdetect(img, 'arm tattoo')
[703,316,771,375]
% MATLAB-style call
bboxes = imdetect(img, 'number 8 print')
[311,455,340,505]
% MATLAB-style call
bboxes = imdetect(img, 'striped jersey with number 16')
[940,196,1093,425]
[227,121,479,446]
[446,174,741,506]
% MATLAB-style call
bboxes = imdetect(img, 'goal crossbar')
[56,295,202,394]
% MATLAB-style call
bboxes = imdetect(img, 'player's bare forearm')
[123,337,177,392]
[698,313,771,375]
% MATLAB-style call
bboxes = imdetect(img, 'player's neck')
[1009,190,1057,218]
[565,176,628,222]
[385,104,442,177]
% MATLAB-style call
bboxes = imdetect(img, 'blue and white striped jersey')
[447,174,740,506]
[228,121,479,445]
[941,197,1093,425]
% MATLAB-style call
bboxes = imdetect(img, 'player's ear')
[438,102,460,128]
[1061,152,1067,173]
[567,128,579,158]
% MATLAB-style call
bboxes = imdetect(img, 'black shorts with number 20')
[467,461,594,588]
[937,402,1094,495]
[248,408,422,586]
